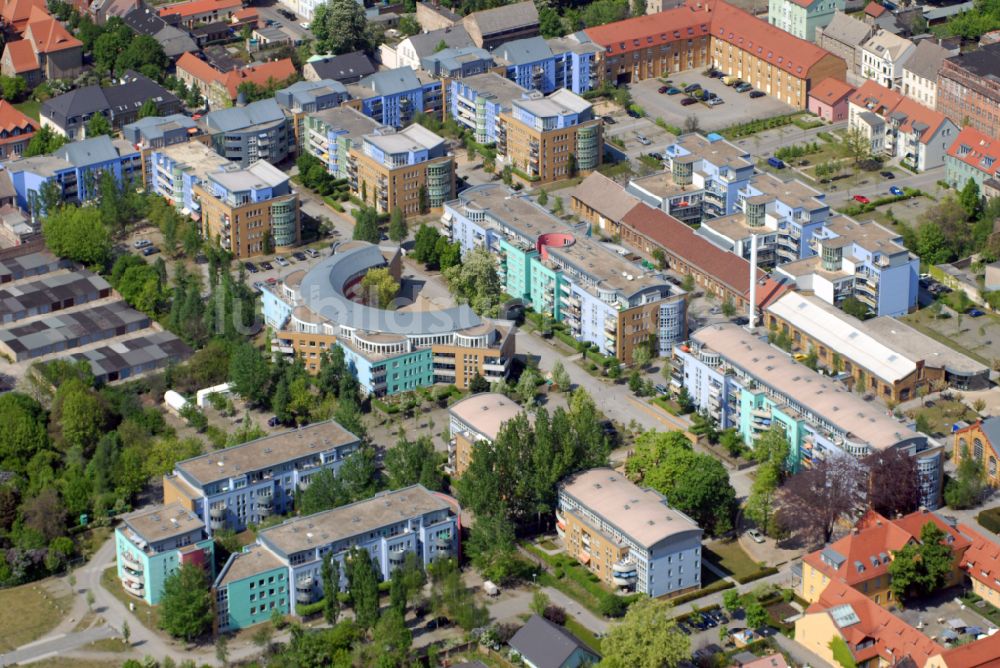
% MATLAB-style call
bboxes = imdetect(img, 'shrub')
[597,594,628,617]
[979,507,1000,534]
[296,599,326,617]
[543,605,567,625]
[735,566,780,584]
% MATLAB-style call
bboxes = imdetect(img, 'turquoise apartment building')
[768,0,843,41]
[215,546,289,631]
[115,503,214,605]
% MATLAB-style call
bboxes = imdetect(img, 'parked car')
[747,528,765,543]
[133,239,151,249]
[683,83,701,93]
[260,261,273,271]
[767,156,785,169]
[722,76,739,86]
[636,134,651,146]
[658,85,670,94]
[305,248,320,258]
[654,384,668,394]
[278,8,296,19]
[292,251,307,261]
[141,246,159,256]
[666,87,681,95]
[275,256,289,267]
[735,83,753,93]
[244,261,258,273]
[889,186,904,196]
[300,21,310,29]
[749,90,765,99]
[969,309,986,317]
[707,97,724,106]
[267,416,281,427]
[708,69,724,78]
[602,115,617,124]
[266,277,278,285]
[879,170,895,179]
[626,108,641,118]
[853,194,871,204]
[681,97,698,106]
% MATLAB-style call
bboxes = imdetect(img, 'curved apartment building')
[262,241,514,395]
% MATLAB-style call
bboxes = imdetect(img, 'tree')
[516,368,541,405]
[531,590,551,615]
[428,558,488,631]
[388,206,407,242]
[85,113,111,138]
[159,563,213,641]
[383,435,442,491]
[469,373,490,393]
[633,344,652,369]
[352,205,381,244]
[121,619,130,646]
[138,98,159,119]
[744,596,768,629]
[0,75,26,102]
[310,0,370,55]
[945,445,987,509]
[841,296,871,320]
[0,392,48,473]
[345,546,379,630]
[359,267,399,309]
[600,597,689,668]
[777,456,867,546]
[23,488,66,542]
[864,448,921,518]
[228,342,271,406]
[652,248,667,270]
[745,429,789,536]
[722,589,742,614]
[42,206,112,266]
[358,609,411,666]
[413,224,443,266]
[960,177,982,219]
[444,246,500,315]
[467,512,519,583]
[297,468,346,515]
[215,635,230,667]
[24,125,66,157]
[51,378,106,453]
[418,185,429,214]
[321,552,340,624]
[538,5,563,37]
[889,521,956,600]
[537,188,549,206]
[551,361,570,390]
[844,128,872,165]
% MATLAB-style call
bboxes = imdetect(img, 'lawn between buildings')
[0,578,74,652]
[101,566,161,632]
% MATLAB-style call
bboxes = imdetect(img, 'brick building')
[936,42,1000,140]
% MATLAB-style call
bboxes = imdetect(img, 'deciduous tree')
[864,448,921,518]
[600,597,689,668]
[42,206,111,266]
[777,456,867,546]
[159,563,213,641]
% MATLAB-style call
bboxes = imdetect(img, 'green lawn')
[906,399,978,438]
[101,566,160,631]
[565,617,602,653]
[703,539,760,580]
[14,100,41,120]
[0,579,73,652]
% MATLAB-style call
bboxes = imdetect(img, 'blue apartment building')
[3,135,142,214]
[449,73,527,144]
[143,140,231,215]
[115,503,215,605]
[122,114,200,149]
[163,420,361,534]
[214,485,460,631]
[301,106,381,178]
[347,67,445,128]
[202,99,293,167]
[493,34,601,94]
[421,46,496,78]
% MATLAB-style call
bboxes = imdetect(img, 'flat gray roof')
[455,72,526,108]
[0,270,111,323]
[449,392,522,441]
[123,502,204,545]
[260,485,451,556]
[864,316,988,377]
[298,243,482,335]
[0,250,66,282]
[175,420,360,487]
[216,544,284,588]
[0,300,149,357]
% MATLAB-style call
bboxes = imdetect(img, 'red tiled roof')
[621,203,765,295]
[959,522,1000,591]
[850,80,949,142]
[809,77,855,105]
[583,4,712,56]
[0,100,38,136]
[849,79,904,113]
[750,277,790,310]
[891,96,950,143]
[710,0,837,76]
[892,508,971,551]
[177,51,225,85]
[810,581,944,666]
[947,126,1000,178]
[0,0,46,32]
[865,1,887,17]
[730,653,789,668]
[220,58,295,97]
[787,0,818,7]
[803,510,913,586]
[26,16,83,53]
[936,631,1000,668]
[2,39,39,73]
[232,7,256,20]
[158,0,240,19]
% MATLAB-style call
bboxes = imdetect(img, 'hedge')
[979,507,1000,534]
[296,599,326,617]
[735,566,780,584]
[371,397,400,414]
[670,579,735,606]
[525,544,639,618]
[554,329,580,349]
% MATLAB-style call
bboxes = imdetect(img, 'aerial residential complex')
[214,485,459,631]
[262,241,514,394]
[672,324,943,508]
[446,184,687,364]
[300,106,381,179]
[448,392,523,476]
[163,420,363,534]
[449,73,528,145]
[557,468,703,597]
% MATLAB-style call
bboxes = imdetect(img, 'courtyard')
[894,587,997,647]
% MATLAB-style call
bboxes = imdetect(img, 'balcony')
[389,551,406,565]
[122,577,144,597]
[121,552,142,571]
[483,358,508,373]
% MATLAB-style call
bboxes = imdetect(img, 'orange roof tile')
[26,16,83,53]
[177,51,225,85]
[947,126,1000,179]
[0,0,46,32]
[157,0,240,19]
[583,4,712,56]
[2,39,39,73]
[892,508,971,551]
[221,58,295,97]
[709,0,838,77]
[809,77,855,105]
[849,78,904,114]
[232,7,256,20]
[850,80,950,142]
[0,100,38,135]
[865,1,887,17]
[803,510,913,586]
[890,96,950,142]
[936,631,1000,668]
[750,277,790,310]
[959,522,1000,591]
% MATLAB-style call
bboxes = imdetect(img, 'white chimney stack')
[747,235,758,329]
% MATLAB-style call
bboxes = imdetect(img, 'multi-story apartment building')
[627,134,754,225]
[196,160,301,258]
[346,67,445,129]
[583,2,847,109]
[163,420,362,534]
[176,53,296,110]
[142,140,231,215]
[122,114,199,150]
[420,45,495,79]
[263,241,514,393]
[901,40,954,109]
[202,99,294,168]
[946,125,1000,189]
[3,135,142,214]
[300,106,381,179]
[764,292,988,402]
[672,323,943,507]
[860,29,915,89]
[936,42,1000,140]
[498,89,602,184]
[699,172,830,268]
[492,35,601,95]
[448,73,528,145]
[815,11,873,77]
[447,392,522,476]
[446,184,686,363]
[353,124,455,217]
[557,468,702,597]
[214,485,459,631]
[115,502,214,605]
[776,214,918,316]
[274,79,351,151]
[768,0,843,41]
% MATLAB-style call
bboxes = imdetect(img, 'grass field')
[101,566,160,631]
[907,399,978,438]
[14,99,41,120]
[565,617,602,653]
[33,659,119,668]
[703,539,760,580]
[0,579,73,652]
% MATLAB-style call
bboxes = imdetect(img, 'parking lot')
[595,99,677,159]
[629,70,796,132]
